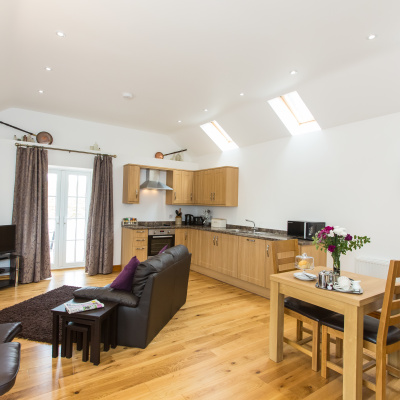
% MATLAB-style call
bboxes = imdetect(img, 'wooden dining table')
[269,267,389,400]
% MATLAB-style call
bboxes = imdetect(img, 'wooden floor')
[1,269,400,399]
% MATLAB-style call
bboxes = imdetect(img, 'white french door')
[48,167,92,269]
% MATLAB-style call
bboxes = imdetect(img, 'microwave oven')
[287,221,325,241]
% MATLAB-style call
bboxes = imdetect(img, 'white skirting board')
[355,256,390,279]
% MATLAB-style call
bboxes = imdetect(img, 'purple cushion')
[159,245,169,254]
[110,256,140,291]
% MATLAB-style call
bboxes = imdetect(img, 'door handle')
[246,239,255,242]
[137,230,145,233]
[266,244,270,257]
[136,239,146,241]
[213,192,215,200]
[213,236,215,245]
[135,189,138,199]
[174,192,176,200]
[216,236,218,246]
[135,247,145,250]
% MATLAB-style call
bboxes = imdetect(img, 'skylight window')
[200,121,238,151]
[268,91,321,135]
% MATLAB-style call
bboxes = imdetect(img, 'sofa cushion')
[73,286,139,308]
[132,252,175,298]
[158,245,168,254]
[0,342,20,396]
[110,256,140,291]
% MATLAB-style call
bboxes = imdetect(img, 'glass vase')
[331,253,340,283]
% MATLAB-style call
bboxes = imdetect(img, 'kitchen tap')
[245,219,256,232]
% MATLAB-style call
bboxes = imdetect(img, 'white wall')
[0,108,199,265]
[192,112,400,273]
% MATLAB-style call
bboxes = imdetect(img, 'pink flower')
[328,245,336,253]
[325,226,334,232]
[345,234,352,241]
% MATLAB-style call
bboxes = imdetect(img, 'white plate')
[294,272,317,281]
[333,284,363,294]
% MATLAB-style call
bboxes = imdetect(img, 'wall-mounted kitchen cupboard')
[165,170,194,205]
[122,165,140,204]
[122,164,238,207]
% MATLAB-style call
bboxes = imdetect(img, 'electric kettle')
[185,214,194,225]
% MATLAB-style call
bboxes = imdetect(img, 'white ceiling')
[1,0,399,156]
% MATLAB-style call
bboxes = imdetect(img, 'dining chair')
[320,259,400,399]
[271,239,338,371]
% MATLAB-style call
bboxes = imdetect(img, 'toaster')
[211,218,227,229]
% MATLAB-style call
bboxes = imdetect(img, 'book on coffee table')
[64,299,104,314]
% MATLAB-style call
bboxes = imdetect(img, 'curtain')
[85,155,114,275]
[12,146,51,283]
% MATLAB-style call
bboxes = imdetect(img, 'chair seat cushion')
[320,313,400,345]
[0,323,22,343]
[284,297,337,321]
[0,342,21,396]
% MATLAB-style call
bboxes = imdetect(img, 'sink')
[224,229,242,232]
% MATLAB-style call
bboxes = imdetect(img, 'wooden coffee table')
[51,299,118,365]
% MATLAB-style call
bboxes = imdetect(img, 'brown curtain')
[12,146,51,283]
[85,155,114,275]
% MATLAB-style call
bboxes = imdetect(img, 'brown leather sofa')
[73,245,191,348]
[0,322,22,395]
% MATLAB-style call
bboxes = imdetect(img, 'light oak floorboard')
[0,269,399,399]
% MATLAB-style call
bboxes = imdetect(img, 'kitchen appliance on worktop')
[287,221,325,241]
[184,214,194,225]
[193,216,204,225]
[211,218,227,229]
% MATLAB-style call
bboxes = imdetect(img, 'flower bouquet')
[313,226,370,277]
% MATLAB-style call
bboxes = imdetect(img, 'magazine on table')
[64,299,104,314]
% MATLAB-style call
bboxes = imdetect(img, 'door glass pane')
[77,198,86,218]
[66,219,76,241]
[66,241,75,263]
[48,173,57,196]
[76,240,85,262]
[77,175,87,197]
[48,197,56,219]
[76,219,85,240]
[68,175,77,196]
[67,197,77,218]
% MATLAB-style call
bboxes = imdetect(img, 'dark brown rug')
[0,285,80,344]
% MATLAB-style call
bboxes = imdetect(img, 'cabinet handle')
[136,239,146,241]
[246,239,255,242]
[135,247,145,250]
[137,230,145,233]
[213,192,215,200]
[210,193,212,200]
[216,236,218,246]
[213,236,216,245]
[266,244,270,257]
[135,189,138,199]
[190,193,193,201]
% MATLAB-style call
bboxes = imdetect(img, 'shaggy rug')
[0,285,80,344]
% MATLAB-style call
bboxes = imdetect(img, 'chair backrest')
[272,239,299,274]
[376,260,400,348]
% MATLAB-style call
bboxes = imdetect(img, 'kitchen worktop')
[122,222,313,246]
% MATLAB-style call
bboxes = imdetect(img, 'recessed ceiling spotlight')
[290,70,298,75]
[56,31,66,38]
[38,90,44,94]
[367,34,376,40]
[178,120,182,123]
[45,67,52,71]
[239,93,244,96]
[204,108,208,112]
[122,92,133,99]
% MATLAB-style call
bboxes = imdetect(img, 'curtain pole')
[15,142,117,158]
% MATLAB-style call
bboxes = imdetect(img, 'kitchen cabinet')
[166,170,194,205]
[175,229,189,247]
[187,229,202,266]
[194,167,238,207]
[121,228,148,267]
[237,236,267,287]
[122,165,141,204]
[213,233,239,277]
[299,244,327,267]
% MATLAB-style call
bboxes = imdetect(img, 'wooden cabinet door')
[175,229,188,247]
[123,165,140,204]
[299,244,327,267]
[198,230,214,269]
[212,168,226,205]
[121,228,148,267]
[238,236,266,286]
[214,233,238,277]
[188,229,202,265]
[181,171,194,204]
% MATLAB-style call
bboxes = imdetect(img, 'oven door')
[148,234,175,256]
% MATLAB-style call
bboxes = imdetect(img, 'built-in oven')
[148,228,175,257]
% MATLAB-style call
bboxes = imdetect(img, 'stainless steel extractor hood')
[140,169,173,190]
